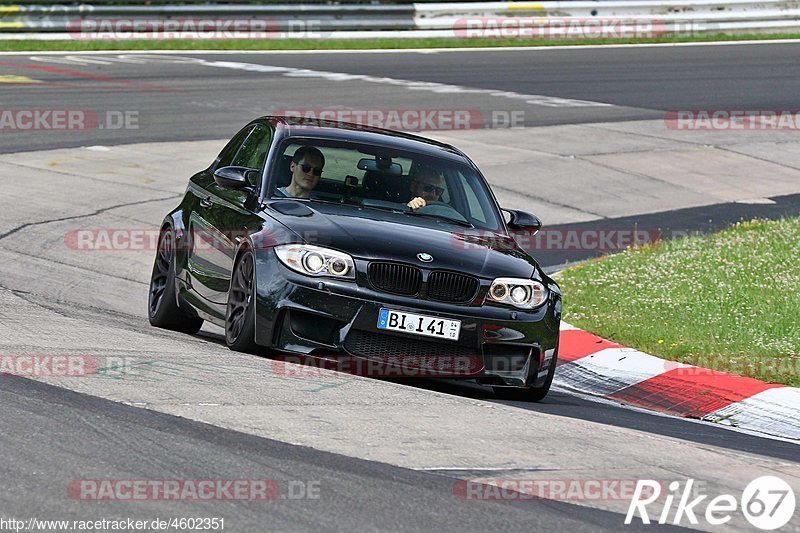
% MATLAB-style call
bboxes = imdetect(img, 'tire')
[148,227,204,334]
[225,249,259,353]
[493,351,558,402]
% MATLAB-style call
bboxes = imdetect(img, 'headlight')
[275,244,355,280]
[487,278,548,309]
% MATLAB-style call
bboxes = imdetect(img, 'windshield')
[268,137,504,231]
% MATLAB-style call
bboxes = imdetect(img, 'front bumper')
[253,257,561,388]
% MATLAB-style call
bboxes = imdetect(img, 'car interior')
[273,153,421,203]
[268,143,503,229]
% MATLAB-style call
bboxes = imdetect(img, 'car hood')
[267,201,537,279]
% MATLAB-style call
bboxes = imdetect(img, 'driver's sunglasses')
[419,183,444,195]
[299,163,323,176]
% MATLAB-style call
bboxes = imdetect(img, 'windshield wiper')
[308,198,474,227]
[309,197,409,214]
[308,197,362,207]
[407,212,474,228]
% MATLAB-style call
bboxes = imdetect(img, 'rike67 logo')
[626,476,795,530]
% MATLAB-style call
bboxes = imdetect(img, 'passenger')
[278,146,325,198]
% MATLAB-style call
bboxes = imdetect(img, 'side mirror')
[502,209,542,234]
[214,166,257,190]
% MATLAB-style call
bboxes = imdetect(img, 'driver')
[406,169,445,211]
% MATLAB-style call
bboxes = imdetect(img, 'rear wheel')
[225,250,258,353]
[493,352,557,402]
[148,227,203,334]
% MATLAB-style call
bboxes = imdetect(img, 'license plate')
[377,308,461,341]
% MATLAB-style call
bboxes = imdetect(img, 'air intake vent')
[345,329,480,359]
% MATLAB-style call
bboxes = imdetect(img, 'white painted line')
[1,38,799,56]
[197,59,614,108]
[17,53,612,107]
[735,197,777,204]
[415,466,547,471]
[28,54,214,66]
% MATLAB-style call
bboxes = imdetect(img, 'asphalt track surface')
[0,42,799,152]
[3,375,661,533]
[1,44,799,531]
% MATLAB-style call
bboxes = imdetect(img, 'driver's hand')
[407,197,426,211]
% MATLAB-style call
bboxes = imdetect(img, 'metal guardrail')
[7,0,484,3]
[1,1,799,37]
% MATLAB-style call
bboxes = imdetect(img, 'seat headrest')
[275,154,294,188]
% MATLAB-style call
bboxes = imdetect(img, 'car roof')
[263,115,472,165]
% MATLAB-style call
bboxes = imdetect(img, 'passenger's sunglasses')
[298,163,323,176]
[417,182,444,196]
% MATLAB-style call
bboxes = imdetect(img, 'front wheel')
[148,227,203,334]
[225,250,259,353]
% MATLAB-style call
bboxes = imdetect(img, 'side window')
[231,124,272,170]
[216,125,254,168]
[462,179,487,224]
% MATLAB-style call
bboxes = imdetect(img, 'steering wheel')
[415,201,469,223]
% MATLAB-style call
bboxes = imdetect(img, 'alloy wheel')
[227,252,254,343]
[149,230,174,316]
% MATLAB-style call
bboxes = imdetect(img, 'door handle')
[200,196,213,208]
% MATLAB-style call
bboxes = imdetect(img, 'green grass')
[2,32,800,52]
[556,218,800,386]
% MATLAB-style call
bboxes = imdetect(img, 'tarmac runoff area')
[1,119,799,527]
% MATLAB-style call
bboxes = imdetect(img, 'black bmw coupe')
[148,116,562,401]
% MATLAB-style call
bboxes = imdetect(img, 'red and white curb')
[555,322,800,441]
